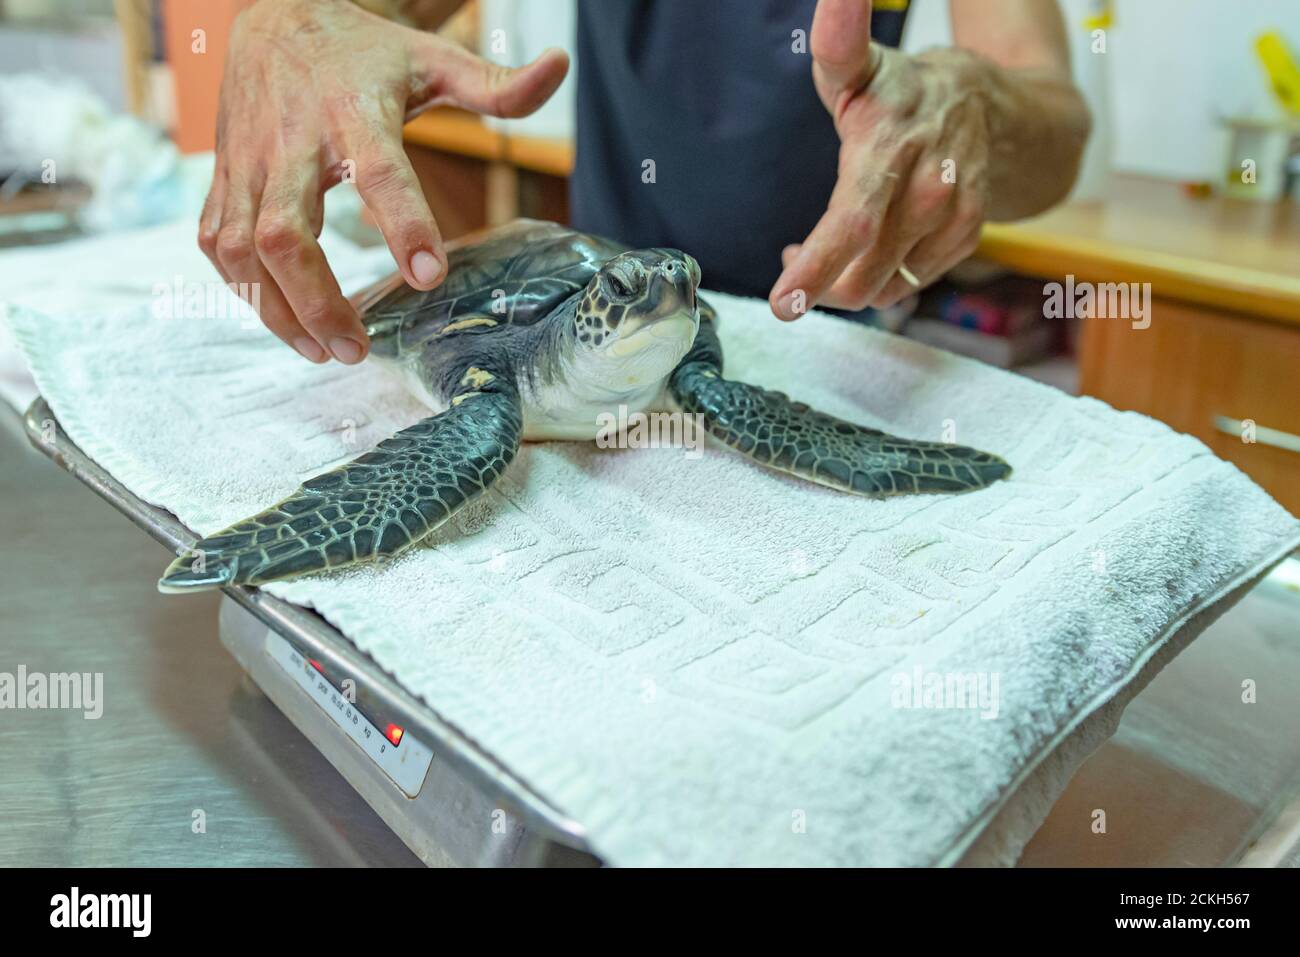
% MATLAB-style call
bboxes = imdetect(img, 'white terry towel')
[4,221,1298,866]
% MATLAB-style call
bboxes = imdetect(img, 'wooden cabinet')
[980,176,1300,519]
[1080,300,1300,514]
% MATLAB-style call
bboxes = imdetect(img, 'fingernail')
[294,337,327,363]
[411,250,442,286]
[774,292,797,321]
[329,337,365,364]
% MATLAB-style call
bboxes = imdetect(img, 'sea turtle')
[159,220,1010,592]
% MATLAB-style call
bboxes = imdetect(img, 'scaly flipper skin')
[670,310,1011,495]
[158,364,522,592]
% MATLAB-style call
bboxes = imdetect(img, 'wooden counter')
[404,109,575,178]
[978,176,1300,326]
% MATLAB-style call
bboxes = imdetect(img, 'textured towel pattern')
[4,222,1297,866]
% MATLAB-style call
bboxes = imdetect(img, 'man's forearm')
[946,0,1092,221]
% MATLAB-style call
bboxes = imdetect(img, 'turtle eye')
[605,260,643,299]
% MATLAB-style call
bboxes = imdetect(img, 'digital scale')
[23,397,600,867]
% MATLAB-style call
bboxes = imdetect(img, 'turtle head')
[571,249,701,383]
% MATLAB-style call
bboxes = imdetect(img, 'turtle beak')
[609,267,699,357]
[648,260,694,312]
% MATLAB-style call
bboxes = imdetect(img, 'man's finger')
[241,261,326,362]
[255,164,368,364]
[214,168,265,294]
[810,0,877,109]
[769,206,862,320]
[343,129,445,292]
[816,248,906,311]
[413,41,569,119]
[198,167,229,280]
[215,172,325,362]
[770,171,896,320]
[816,209,927,310]
[869,222,981,309]
[811,150,958,311]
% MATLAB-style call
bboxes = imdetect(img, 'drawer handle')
[1213,416,1300,454]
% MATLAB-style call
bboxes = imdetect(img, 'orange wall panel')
[162,0,255,154]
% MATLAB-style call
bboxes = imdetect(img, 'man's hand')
[201,0,567,363]
[770,0,1089,320]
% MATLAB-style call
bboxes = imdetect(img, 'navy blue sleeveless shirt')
[571,0,909,298]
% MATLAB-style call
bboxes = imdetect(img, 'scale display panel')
[266,631,434,797]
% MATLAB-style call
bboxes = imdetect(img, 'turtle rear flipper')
[159,366,522,593]
[670,314,1010,495]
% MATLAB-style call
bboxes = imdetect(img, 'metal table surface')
[0,404,418,865]
[2,396,1298,867]
[1,400,592,866]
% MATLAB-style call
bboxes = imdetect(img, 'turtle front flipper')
[670,311,1010,495]
[159,364,522,593]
